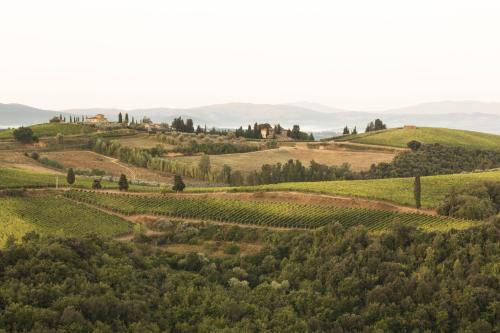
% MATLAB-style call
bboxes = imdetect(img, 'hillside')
[336,127,500,150]
[4,101,500,133]
[0,103,72,128]
[189,169,500,209]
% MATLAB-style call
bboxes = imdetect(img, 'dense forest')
[361,143,500,179]
[0,221,497,332]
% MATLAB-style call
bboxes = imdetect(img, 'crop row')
[65,190,477,231]
[0,195,132,245]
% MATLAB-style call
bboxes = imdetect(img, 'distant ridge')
[2,101,500,134]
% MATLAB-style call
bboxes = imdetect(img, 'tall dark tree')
[343,126,350,135]
[186,119,195,133]
[290,125,301,139]
[118,112,123,123]
[352,126,357,135]
[118,174,129,191]
[414,175,421,209]
[66,168,75,186]
[124,113,129,125]
[172,175,186,192]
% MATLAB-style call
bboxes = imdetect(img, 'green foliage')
[13,126,36,143]
[338,126,500,150]
[362,143,500,178]
[38,157,64,169]
[174,141,260,155]
[0,222,497,331]
[245,159,353,185]
[198,154,211,176]
[74,168,106,176]
[65,190,476,231]
[414,175,421,209]
[438,181,500,220]
[407,140,422,151]
[66,168,75,185]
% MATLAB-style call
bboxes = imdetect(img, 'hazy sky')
[1,0,499,110]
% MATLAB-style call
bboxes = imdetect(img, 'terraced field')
[0,194,132,246]
[188,170,500,209]
[65,190,477,232]
[336,127,500,150]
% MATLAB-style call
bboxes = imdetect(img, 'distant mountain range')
[2,101,500,135]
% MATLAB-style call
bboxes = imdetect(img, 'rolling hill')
[3,101,500,134]
[336,127,500,150]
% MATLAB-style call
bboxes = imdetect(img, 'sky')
[1,0,499,111]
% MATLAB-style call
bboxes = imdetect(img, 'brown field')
[172,142,398,174]
[0,151,63,174]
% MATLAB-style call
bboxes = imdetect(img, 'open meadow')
[336,126,500,150]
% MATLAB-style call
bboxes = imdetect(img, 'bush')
[74,168,105,176]
[39,157,64,169]
[224,243,240,255]
[13,127,36,143]
[30,152,40,160]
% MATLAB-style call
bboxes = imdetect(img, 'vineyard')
[65,190,477,232]
[188,169,500,208]
[0,194,132,246]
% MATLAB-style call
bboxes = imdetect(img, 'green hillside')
[189,169,500,209]
[336,127,500,150]
[0,123,96,139]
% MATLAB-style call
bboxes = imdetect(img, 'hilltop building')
[85,114,108,123]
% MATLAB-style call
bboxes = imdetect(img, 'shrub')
[30,151,40,160]
[39,157,64,169]
[224,243,240,255]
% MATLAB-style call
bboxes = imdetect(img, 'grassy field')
[188,169,500,209]
[65,190,476,232]
[172,143,397,174]
[0,194,132,246]
[0,123,96,139]
[336,127,500,150]
[0,167,161,192]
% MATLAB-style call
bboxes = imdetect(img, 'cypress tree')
[118,112,123,123]
[66,168,75,186]
[414,175,421,209]
[118,174,129,191]
[124,113,129,124]
[172,175,186,192]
